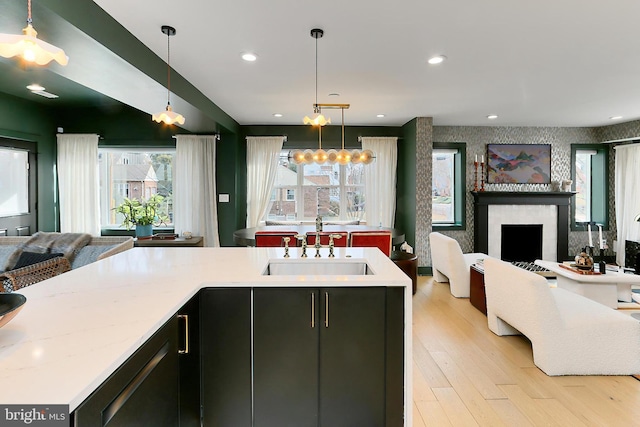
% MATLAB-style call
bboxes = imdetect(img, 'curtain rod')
[172,134,221,141]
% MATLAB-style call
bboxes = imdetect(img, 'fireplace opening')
[501,224,543,262]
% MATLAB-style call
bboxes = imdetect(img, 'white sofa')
[429,232,487,298]
[484,257,640,376]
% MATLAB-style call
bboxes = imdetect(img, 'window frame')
[98,147,175,231]
[570,144,609,231]
[432,142,466,231]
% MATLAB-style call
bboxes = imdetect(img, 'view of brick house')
[99,152,173,226]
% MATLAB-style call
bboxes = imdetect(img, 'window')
[266,150,365,222]
[0,147,29,217]
[571,144,608,229]
[99,149,175,228]
[432,142,466,229]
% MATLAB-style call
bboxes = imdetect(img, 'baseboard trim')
[418,266,432,275]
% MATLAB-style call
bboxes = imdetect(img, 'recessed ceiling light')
[31,90,58,99]
[241,52,257,62]
[26,84,45,91]
[487,114,498,120]
[610,116,623,120]
[273,113,283,118]
[376,114,385,118]
[328,93,340,97]
[427,55,446,65]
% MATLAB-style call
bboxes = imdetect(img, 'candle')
[588,223,593,247]
[481,155,484,164]
[598,224,603,249]
[475,154,478,163]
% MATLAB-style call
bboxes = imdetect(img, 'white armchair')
[484,257,640,376]
[429,232,487,298]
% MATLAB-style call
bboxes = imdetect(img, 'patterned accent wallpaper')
[414,123,628,267]
[415,118,433,267]
[595,119,640,143]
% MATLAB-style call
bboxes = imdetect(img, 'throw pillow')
[12,251,64,270]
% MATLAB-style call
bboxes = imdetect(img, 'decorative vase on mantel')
[135,224,153,239]
[574,251,594,271]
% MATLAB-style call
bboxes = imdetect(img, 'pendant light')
[0,0,68,66]
[302,29,330,127]
[152,25,185,126]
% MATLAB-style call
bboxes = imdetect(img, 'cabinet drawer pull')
[311,293,315,328]
[325,292,329,328]
[178,314,189,354]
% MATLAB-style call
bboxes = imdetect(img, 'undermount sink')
[263,260,373,276]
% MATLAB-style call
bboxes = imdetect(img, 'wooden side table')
[469,264,486,315]
[134,236,204,247]
[390,250,418,295]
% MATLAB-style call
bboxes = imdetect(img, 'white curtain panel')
[174,135,220,247]
[246,136,285,227]
[361,137,398,228]
[57,134,100,235]
[614,143,640,266]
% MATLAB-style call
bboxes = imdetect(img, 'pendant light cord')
[315,35,318,107]
[27,0,32,25]
[166,31,171,106]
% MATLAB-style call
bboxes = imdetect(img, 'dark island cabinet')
[73,294,199,427]
[252,287,404,427]
[73,316,180,426]
[200,288,253,426]
[74,286,404,427]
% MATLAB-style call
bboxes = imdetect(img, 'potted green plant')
[114,195,169,238]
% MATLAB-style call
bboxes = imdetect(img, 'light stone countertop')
[0,247,412,412]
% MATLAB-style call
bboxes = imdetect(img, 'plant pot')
[135,224,153,239]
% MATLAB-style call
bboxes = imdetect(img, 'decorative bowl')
[0,293,27,329]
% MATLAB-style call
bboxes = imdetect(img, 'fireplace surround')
[472,191,575,262]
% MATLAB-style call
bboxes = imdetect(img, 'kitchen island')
[0,246,412,426]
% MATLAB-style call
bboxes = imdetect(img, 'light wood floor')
[411,276,640,427]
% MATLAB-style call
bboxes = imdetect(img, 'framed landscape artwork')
[486,144,551,184]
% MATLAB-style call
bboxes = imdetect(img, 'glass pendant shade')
[152,104,185,125]
[360,149,375,164]
[336,149,352,165]
[326,149,338,164]
[314,149,328,164]
[0,0,68,66]
[303,113,331,126]
[303,149,315,164]
[291,150,306,164]
[351,150,362,164]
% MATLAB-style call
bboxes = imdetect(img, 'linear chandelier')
[291,103,375,165]
[152,25,185,126]
[0,0,68,66]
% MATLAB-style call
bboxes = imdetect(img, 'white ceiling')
[88,0,640,127]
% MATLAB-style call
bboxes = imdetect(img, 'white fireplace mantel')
[472,191,575,262]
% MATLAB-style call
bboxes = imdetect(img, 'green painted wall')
[56,104,177,147]
[0,93,58,231]
[398,119,417,249]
